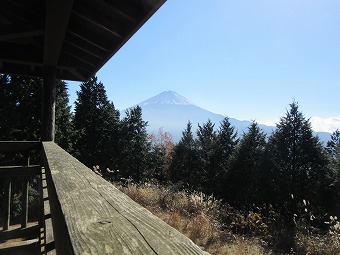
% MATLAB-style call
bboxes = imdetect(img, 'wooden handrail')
[0,165,41,177]
[0,141,42,232]
[0,141,41,153]
[42,142,207,255]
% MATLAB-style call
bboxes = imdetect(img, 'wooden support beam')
[73,10,122,38]
[64,39,103,60]
[41,66,56,141]
[0,30,44,41]
[67,30,111,52]
[44,0,74,66]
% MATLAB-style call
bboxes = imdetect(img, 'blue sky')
[68,0,340,133]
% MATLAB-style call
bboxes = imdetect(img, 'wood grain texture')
[42,142,208,255]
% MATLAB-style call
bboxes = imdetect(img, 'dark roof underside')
[0,0,166,81]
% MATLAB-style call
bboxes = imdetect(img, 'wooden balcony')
[0,141,207,255]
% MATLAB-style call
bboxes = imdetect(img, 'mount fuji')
[131,91,273,142]
[125,91,330,143]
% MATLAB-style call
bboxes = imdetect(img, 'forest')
[1,74,339,254]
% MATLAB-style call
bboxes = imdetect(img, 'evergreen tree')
[119,105,150,182]
[0,75,42,140]
[73,76,120,170]
[196,120,217,192]
[213,117,239,196]
[224,121,266,207]
[170,121,200,189]
[55,80,75,153]
[326,130,340,213]
[267,102,330,214]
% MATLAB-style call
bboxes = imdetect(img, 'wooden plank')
[0,141,41,153]
[0,166,41,177]
[44,0,74,66]
[0,30,44,41]
[42,142,208,255]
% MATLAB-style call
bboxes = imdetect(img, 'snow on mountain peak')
[139,91,194,106]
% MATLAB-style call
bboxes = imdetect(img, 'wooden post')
[21,154,30,228]
[41,65,56,142]
[21,178,29,228]
[3,178,11,230]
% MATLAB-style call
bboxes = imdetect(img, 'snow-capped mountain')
[139,91,193,106]
[125,91,331,144]
[131,91,273,142]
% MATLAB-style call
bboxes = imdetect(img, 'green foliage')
[55,80,75,153]
[224,121,267,206]
[170,122,200,189]
[119,106,150,182]
[267,102,331,214]
[196,119,218,191]
[73,76,120,170]
[0,75,42,140]
[326,130,340,213]
[0,74,75,151]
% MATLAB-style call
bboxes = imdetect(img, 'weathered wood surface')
[42,142,208,255]
[0,141,41,153]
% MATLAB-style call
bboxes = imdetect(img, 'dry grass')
[114,180,339,255]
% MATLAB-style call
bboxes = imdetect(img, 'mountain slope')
[132,91,273,142]
[124,91,330,144]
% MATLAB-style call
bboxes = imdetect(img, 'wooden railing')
[0,141,42,254]
[1,141,208,254]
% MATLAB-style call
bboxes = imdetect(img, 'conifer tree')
[224,121,266,206]
[212,117,239,196]
[267,102,330,213]
[196,120,217,192]
[0,75,42,140]
[326,130,340,212]
[119,105,150,182]
[73,76,120,170]
[170,121,200,189]
[55,80,75,153]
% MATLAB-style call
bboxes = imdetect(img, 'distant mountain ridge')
[126,91,331,144]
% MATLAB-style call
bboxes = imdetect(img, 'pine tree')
[73,76,120,170]
[224,121,266,206]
